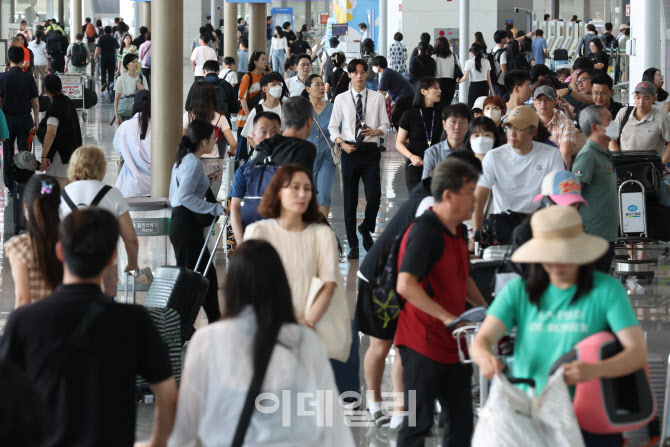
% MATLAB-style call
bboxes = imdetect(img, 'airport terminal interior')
[3,0,670,446]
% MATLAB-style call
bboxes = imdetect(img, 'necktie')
[355,93,363,138]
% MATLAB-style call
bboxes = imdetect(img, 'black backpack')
[70,42,88,67]
[46,34,66,56]
[369,234,406,337]
[490,47,506,83]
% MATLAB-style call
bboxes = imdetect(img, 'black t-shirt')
[42,93,83,163]
[0,67,38,116]
[290,40,311,55]
[0,284,172,447]
[574,100,624,130]
[328,68,350,100]
[589,51,609,75]
[285,30,297,43]
[254,134,317,171]
[96,34,120,60]
[398,106,443,158]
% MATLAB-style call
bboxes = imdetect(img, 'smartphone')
[208,167,223,178]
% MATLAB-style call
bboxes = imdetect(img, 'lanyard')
[419,107,436,147]
[350,90,368,124]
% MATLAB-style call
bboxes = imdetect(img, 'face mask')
[372,66,379,74]
[268,85,283,99]
[484,109,502,122]
[603,121,620,140]
[470,136,495,154]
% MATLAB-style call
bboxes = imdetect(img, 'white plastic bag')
[472,369,585,447]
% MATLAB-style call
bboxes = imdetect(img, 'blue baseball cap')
[533,170,587,206]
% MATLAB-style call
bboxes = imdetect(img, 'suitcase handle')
[124,270,136,305]
[194,216,220,271]
[203,213,230,277]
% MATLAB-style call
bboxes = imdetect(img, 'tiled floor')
[1,63,669,446]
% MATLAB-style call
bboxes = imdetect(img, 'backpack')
[240,158,279,228]
[369,234,406,337]
[71,42,88,67]
[361,53,377,82]
[85,22,96,39]
[213,78,237,119]
[46,34,66,55]
[61,185,112,212]
[490,47,505,83]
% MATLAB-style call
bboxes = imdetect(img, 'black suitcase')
[554,49,569,61]
[612,151,664,196]
[143,214,228,341]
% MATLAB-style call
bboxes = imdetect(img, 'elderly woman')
[38,74,82,187]
[59,145,140,294]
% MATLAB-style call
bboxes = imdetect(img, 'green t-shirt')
[487,271,638,394]
[572,139,619,242]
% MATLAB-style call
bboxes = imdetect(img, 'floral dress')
[389,41,408,73]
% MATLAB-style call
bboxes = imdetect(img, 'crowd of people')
[0,14,663,447]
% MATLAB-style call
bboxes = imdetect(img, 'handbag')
[453,54,464,80]
[313,114,341,165]
[329,70,347,103]
[305,226,352,362]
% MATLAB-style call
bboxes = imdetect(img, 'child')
[556,67,571,83]
[219,56,238,86]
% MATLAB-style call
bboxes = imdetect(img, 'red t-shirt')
[22,47,30,72]
[394,211,470,364]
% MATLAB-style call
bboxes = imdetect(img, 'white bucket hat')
[511,206,609,265]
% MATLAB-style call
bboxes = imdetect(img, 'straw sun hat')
[510,206,609,265]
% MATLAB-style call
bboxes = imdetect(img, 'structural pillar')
[224,0,238,64]
[133,1,141,36]
[58,0,64,26]
[305,0,311,28]
[142,1,151,30]
[458,0,469,104]
[150,0,183,197]
[629,0,661,103]
[211,0,217,27]
[379,0,387,56]
[249,3,266,55]
[71,0,82,42]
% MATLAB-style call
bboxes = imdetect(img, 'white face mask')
[268,85,283,99]
[484,109,502,122]
[372,66,379,74]
[470,136,495,154]
[602,121,620,140]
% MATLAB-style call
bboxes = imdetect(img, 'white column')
[133,0,141,36]
[71,0,82,42]
[224,0,238,64]
[458,0,469,104]
[379,0,387,56]
[211,0,216,26]
[629,0,661,103]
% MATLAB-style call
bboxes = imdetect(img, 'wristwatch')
[567,87,573,95]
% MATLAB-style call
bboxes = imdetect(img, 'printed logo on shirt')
[536,165,542,171]
[605,164,611,174]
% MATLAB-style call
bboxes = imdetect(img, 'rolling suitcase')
[143,214,228,342]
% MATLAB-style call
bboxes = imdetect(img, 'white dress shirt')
[328,88,390,145]
[286,75,307,97]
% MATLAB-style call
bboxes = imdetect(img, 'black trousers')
[397,346,473,447]
[437,77,456,108]
[168,206,221,323]
[492,82,507,98]
[405,163,423,192]
[468,80,490,109]
[595,242,616,274]
[50,55,65,74]
[100,58,115,88]
[141,67,151,89]
[392,95,414,129]
[4,113,33,190]
[341,143,381,248]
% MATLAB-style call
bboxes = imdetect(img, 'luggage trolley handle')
[124,269,136,305]
[194,215,221,271]
[204,213,230,277]
[618,179,647,238]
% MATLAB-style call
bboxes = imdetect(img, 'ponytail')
[132,97,151,140]
[177,119,215,166]
[471,43,483,72]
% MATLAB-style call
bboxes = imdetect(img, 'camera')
[514,7,519,13]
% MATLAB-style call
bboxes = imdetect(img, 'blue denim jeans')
[313,151,336,207]
[271,50,286,74]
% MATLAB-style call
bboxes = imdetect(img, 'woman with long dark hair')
[396,77,443,191]
[325,52,349,101]
[505,39,531,71]
[471,205,646,447]
[168,239,354,446]
[5,174,62,307]
[408,41,436,88]
[116,32,137,75]
[169,119,225,323]
[432,36,461,107]
[28,30,48,92]
[38,74,82,186]
[184,81,237,158]
[236,50,269,159]
[114,90,152,197]
[15,33,34,75]
[269,26,288,73]
[642,67,670,113]
[458,43,493,109]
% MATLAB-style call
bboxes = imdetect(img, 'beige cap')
[619,23,630,31]
[502,105,540,129]
[511,206,609,265]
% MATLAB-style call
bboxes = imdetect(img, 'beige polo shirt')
[615,106,670,154]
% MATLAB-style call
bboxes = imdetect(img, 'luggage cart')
[57,72,89,122]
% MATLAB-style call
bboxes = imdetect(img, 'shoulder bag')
[313,111,341,165]
[453,54,464,80]
[305,225,352,362]
[329,70,347,103]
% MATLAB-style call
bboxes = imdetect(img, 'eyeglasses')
[592,91,610,98]
[576,77,592,85]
